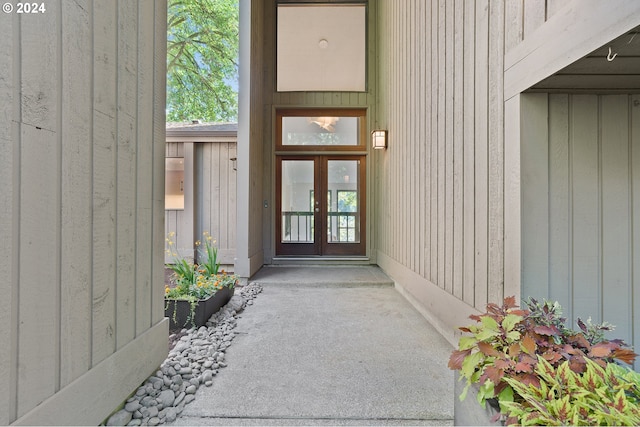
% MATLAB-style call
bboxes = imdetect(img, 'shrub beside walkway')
[167,266,454,426]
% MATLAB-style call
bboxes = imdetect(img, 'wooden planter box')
[165,286,234,330]
[454,372,502,426]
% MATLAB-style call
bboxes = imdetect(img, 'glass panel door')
[322,156,365,256]
[276,158,320,255]
[276,156,365,256]
[327,160,360,243]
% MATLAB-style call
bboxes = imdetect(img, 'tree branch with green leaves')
[167,0,238,122]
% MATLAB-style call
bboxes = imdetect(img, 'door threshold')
[271,256,372,265]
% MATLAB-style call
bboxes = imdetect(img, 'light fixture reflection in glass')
[308,116,339,132]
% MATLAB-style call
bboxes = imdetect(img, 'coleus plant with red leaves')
[448,296,637,415]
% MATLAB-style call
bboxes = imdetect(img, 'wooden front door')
[276,155,366,256]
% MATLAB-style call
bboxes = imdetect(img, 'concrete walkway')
[170,266,454,426]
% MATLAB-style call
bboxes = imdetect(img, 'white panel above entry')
[277,4,366,92]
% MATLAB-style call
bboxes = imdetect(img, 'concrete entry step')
[248,265,395,288]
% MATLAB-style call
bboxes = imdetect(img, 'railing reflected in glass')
[281,211,358,243]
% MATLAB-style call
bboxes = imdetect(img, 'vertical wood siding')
[376,0,555,314]
[60,0,93,387]
[522,94,640,369]
[0,1,167,423]
[165,140,237,267]
[165,142,188,259]
[18,1,60,414]
[196,142,238,265]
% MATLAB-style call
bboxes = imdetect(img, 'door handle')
[315,208,320,212]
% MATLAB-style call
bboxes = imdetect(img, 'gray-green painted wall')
[0,1,169,424]
[522,93,640,370]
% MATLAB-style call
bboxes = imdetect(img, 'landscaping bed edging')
[105,283,263,426]
[165,286,234,330]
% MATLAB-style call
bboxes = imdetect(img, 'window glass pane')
[282,116,359,146]
[165,158,184,210]
[327,160,359,243]
[281,160,314,243]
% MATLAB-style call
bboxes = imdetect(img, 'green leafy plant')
[164,231,237,327]
[448,296,637,416]
[164,270,236,301]
[197,231,220,276]
[165,231,197,286]
[501,356,640,426]
[448,296,529,407]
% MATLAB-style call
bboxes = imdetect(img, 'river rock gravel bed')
[105,282,263,426]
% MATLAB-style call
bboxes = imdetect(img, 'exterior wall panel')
[135,0,156,337]
[374,0,594,343]
[236,0,266,277]
[375,0,639,348]
[197,141,238,266]
[1,1,169,424]
[60,0,93,389]
[165,141,190,261]
[0,5,15,424]
[522,94,639,370]
[17,2,60,416]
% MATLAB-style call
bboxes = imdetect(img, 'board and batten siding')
[0,1,169,425]
[522,94,640,370]
[165,142,190,260]
[196,142,238,266]
[374,0,576,342]
[165,140,238,268]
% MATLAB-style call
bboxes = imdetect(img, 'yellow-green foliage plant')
[448,296,637,419]
[165,231,236,299]
[501,356,640,426]
[164,231,237,328]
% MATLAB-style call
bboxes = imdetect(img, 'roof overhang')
[166,122,238,142]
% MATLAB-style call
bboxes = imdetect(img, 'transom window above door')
[276,108,367,151]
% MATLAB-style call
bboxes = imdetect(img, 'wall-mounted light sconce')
[371,130,387,150]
